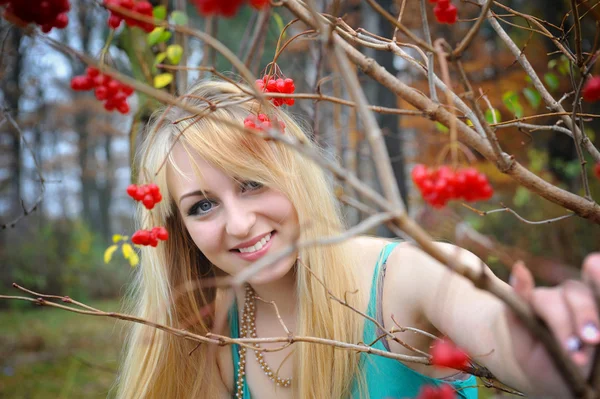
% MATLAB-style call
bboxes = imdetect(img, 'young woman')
[114,79,600,399]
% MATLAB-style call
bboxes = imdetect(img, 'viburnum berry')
[249,0,269,9]
[583,76,600,102]
[431,0,458,24]
[191,0,245,17]
[243,113,286,132]
[127,183,162,209]
[430,339,469,370]
[103,0,154,32]
[415,384,457,399]
[411,164,493,208]
[255,76,296,107]
[70,67,134,114]
[2,0,71,33]
[131,227,168,246]
[594,163,600,180]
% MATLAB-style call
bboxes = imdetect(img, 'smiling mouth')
[232,231,275,254]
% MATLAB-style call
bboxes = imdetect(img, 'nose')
[225,201,256,239]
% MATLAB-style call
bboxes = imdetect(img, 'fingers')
[562,280,600,370]
[510,260,535,302]
[582,253,600,290]
[530,288,576,357]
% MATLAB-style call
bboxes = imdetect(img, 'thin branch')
[462,205,576,225]
[451,0,494,59]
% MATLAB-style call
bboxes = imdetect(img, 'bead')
[235,283,292,397]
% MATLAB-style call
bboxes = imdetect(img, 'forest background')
[1,0,600,397]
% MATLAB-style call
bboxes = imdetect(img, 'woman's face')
[167,143,300,285]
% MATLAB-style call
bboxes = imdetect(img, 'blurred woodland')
[1,0,600,397]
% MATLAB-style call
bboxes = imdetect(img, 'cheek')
[184,219,222,258]
[267,194,299,236]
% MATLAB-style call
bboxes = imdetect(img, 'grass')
[0,298,125,399]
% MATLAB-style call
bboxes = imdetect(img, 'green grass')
[0,298,125,399]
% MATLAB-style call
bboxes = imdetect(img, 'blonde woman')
[114,79,600,399]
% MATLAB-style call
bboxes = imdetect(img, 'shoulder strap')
[366,241,400,320]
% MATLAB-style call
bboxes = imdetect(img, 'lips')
[232,231,276,262]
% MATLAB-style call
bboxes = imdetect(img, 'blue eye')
[187,199,216,216]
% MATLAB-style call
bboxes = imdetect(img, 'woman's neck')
[237,267,298,319]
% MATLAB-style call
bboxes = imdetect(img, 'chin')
[248,256,296,285]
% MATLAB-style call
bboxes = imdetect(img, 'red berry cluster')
[1,0,70,33]
[430,0,457,24]
[190,0,268,18]
[255,76,296,107]
[415,384,456,399]
[70,67,134,114]
[132,227,169,247]
[411,164,493,208]
[243,113,286,132]
[430,339,469,370]
[583,76,600,102]
[104,0,153,32]
[126,183,163,209]
[126,183,169,246]
[594,163,600,180]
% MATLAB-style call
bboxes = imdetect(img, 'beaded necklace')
[235,284,292,399]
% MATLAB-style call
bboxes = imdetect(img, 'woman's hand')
[507,253,600,397]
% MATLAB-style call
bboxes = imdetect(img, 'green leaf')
[152,52,167,75]
[104,245,118,264]
[502,91,524,118]
[154,73,173,88]
[513,186,531,208]
[170,10,188,26]
[435,121,448,133]
[544,73,560,91]
[558,55,570,76]
[166,44,183,64]
[154,52,167,66]
[547,59,557,70]
[484,108,501,124]
[148,27,166,46]
[153,5,167,20]
[272,12,286,40]
[523,87,541,109]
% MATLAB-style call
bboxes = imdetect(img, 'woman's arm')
[384,242,599,397]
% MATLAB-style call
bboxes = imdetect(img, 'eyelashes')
[185,181,264,217]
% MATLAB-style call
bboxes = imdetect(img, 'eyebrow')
[179,190,211,204]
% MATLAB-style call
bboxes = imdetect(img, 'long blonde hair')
[114,80,364,398]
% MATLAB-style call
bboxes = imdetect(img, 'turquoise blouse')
[228,242,478,398]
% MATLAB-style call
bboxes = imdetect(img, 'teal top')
[229,242,478,398]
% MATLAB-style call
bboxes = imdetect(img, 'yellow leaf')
[122,243,139,267]
[154,73,173,89]
[112,234,124,243]
[104,245,118,264]
[166,44,183,65]
[128,251,139,267]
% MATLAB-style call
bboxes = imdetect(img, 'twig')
[0,108,45,229]
[570,0,583,67]
[418,0,438,103]
[451,0,494,59]
[462,205,576,225]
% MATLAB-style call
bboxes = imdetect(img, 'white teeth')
[239,233,272,253]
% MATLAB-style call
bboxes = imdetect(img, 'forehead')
[167,142,230,195]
